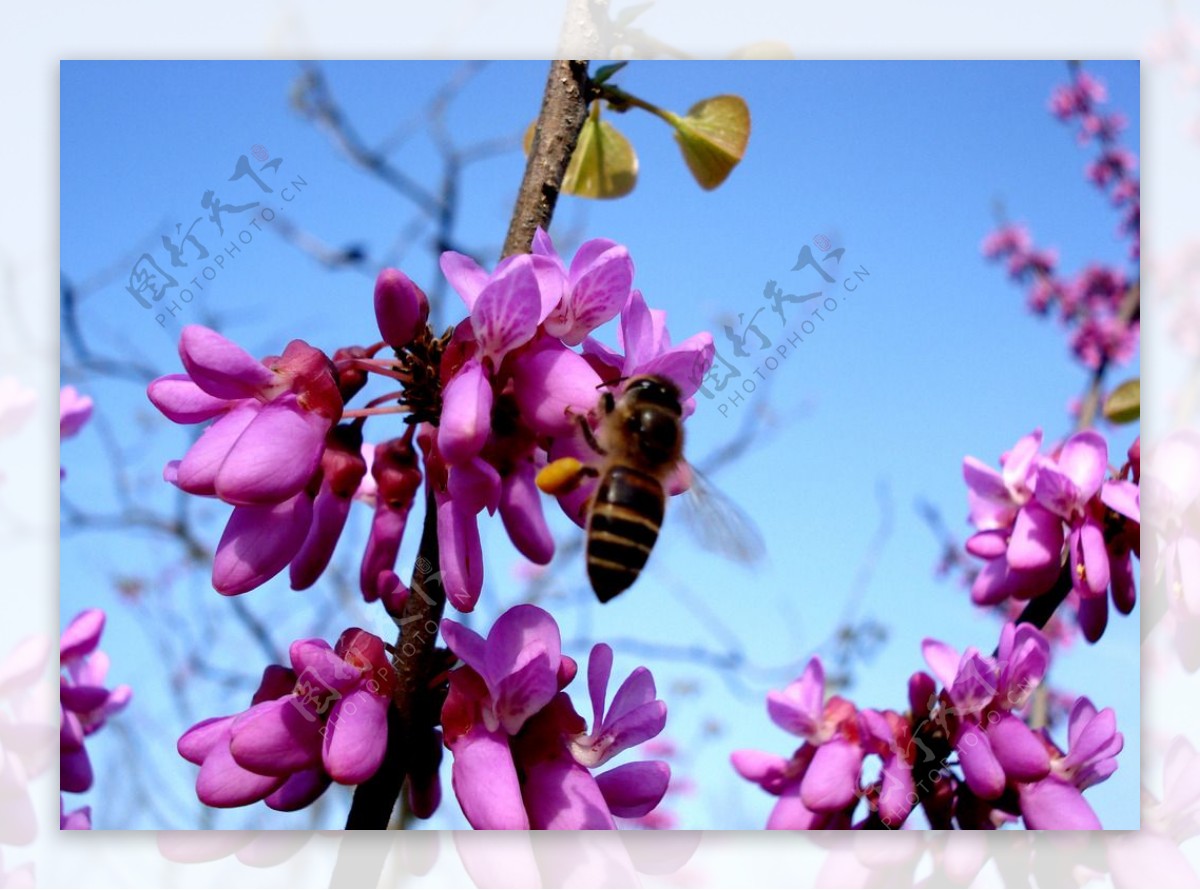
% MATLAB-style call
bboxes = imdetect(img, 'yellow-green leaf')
[524,114,638,200]
[670,95,751,190]
[1103,378,1140,424]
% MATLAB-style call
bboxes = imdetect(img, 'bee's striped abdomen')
[587,465,665,602]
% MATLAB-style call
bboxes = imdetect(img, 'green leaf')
[525,112,639,200]
[670,95,751,190]
[1103,378,1140,424]
[591,61,628,86]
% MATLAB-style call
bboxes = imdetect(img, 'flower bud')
[374,268,430,351]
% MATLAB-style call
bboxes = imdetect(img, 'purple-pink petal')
[586,643,614,737]
[195,724,286,808]
[638,334,716,400]
[439,360,493,467]
[212,493,313,596]
[449,724,529,829]
[228,698,323,776]
[499,463,555,565]
[148,374,234,424]
[289,482,354,591]
[922,638,963,689]
[60,609,105,664]
[214,394,328,505]
[1102,479,1140,524]
[731,749,791,793]
[800,739,863,812]
[957,722,1006,799]
[522,753,617,829]
[439,251,489,312]
[605,666,657,729]
[988,713,1051,781]
[550,241,633,346]
[174,403,259,497]
[595,760,670,818]
[511,338,603,438]
[178,716,236,765]
[438,495,484,613]
[966,530,1008,560]
[264,768,331,812]
[766,658,825,738]
[1001,430,1042,494]
[1033,462,1085,520]
[1057,431,1109,501]
[322,688,389,784]
[1019,777,1102,829]
[374,268,429,351]
[1006,502,1064,571]
[471,258,542,362]
[178,325,277,400]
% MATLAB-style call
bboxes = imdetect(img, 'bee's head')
[621,375,683,414]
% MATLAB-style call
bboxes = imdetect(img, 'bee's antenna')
[596,375,631,391]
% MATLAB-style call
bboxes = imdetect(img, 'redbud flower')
[532,228,634,347]
[440,605,670,828]
[58,386,92,439]
[923,623,1052,801]
[1018,696,1123,829]
[374,267,430,351]
[60,609,131,796]
[149,325,343,506]
[178,629,394,810]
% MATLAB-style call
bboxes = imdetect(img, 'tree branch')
[500,60,590,258]
[342,58,591,831]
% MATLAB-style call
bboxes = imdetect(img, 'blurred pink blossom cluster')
[60,609,131,829]
[983,68,1139,371]
[962,429,1140,641]
[734,624,1122,829]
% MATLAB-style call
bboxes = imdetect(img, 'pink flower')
[374,267,430,351]
[922,623,1052,802]
[59,386,92,439]
[178,629,395,811]
[149,325,343,506]
[1018,696,1123,829]
[731,657,871,828]
[440,605,670,829]
[532,228,633,347]
[436,249,558,466]
[60,609,131,798]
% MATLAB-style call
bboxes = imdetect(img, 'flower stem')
[344,488,443,829]
[343,58,591,832]
[500,59,591,258]
[1075,280,1140,430]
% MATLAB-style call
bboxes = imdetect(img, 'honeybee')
[537,374,764,602]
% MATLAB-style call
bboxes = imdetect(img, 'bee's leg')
[577,414,607,456]
[601,391,616,414]
[536,457,599,496]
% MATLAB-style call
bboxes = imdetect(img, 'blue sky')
[60,60,1140,830]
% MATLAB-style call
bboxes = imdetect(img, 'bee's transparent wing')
[671,464,767,565]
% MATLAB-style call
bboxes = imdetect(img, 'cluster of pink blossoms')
[151,231,707,826]
[60,609,131,829]
[962,429,1140,641]
[982,71,1139,371]
[441,605,670,828]
[147,229,713,611]
[734,622,1122,829]
[177,628,416,813]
